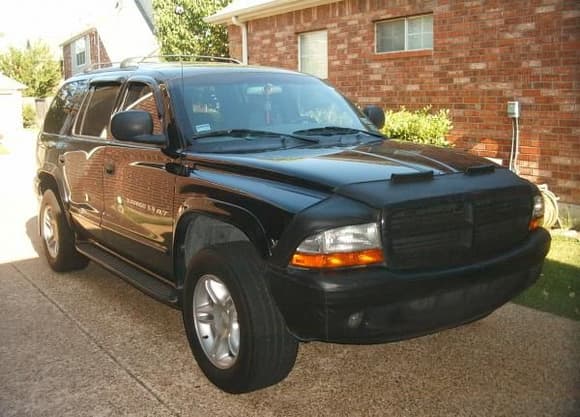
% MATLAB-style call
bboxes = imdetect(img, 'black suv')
[36,61,550,393]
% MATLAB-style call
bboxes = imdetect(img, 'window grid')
[73,37,89,69]
[375,14,433,54]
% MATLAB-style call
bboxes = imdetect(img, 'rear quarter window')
[43,80,88,135]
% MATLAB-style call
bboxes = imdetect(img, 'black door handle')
[58,155,65,164]
[104,161,115,175]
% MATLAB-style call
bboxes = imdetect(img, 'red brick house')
[207,0,580,210]
[61,0,157,79]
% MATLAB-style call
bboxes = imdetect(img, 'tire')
[182,241,298,393]
[39,189,89,272]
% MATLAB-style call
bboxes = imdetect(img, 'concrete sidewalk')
[1,132,579,417]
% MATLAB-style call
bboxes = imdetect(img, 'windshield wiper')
[192,129,319,143]
[293,126,384,139]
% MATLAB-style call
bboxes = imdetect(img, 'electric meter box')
[507,101,520,118]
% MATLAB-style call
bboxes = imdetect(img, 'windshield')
[170,72,379,144]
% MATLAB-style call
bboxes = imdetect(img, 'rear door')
[101,78,176,278]
[61,80,121,241]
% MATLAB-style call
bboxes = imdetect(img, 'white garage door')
[0,92,23,135]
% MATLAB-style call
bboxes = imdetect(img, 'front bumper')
[266,228,550,343]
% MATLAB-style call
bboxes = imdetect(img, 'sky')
[0,0,114,56]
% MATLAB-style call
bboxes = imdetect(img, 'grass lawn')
[0,143,9,155]
[514,234,580,320]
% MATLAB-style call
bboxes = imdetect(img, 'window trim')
[298,30,328,79]
[72,36,90,71]
[375,13,433,54]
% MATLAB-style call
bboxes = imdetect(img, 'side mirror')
[111,110,165,145]
[362,105,385,130]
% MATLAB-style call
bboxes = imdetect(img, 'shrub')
[22,104,36,128]
[381,106,453,147]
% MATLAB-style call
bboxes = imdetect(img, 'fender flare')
[172,197,270,287]
[36,166,74,227]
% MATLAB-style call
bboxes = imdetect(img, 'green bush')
[381,106,453,147]
[22,104,36,128]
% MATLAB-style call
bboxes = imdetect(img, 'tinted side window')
[122,83,162,134]
[77,84,121,138]
[43,80,88,135]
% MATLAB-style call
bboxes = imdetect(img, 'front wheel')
[182,242,298,393]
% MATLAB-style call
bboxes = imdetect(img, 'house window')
[73,37,89,68]
[376,14,433,53]
[298,30,328,79]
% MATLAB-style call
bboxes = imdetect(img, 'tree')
[0,41,61,98]
[153,0,232,59]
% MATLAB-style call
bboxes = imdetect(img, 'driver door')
[101,79,176,278]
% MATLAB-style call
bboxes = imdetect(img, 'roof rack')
[83,61,123,73]
[120,54,242,68]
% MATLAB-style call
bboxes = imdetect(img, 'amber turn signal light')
[290,248,384,269]
[529,217,543,231]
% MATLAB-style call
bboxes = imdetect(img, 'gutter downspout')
[231,16,248,64]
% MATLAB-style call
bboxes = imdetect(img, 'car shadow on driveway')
[16,216,580,417]
[26,216,43,257]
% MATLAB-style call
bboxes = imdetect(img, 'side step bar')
[76,242,180,308]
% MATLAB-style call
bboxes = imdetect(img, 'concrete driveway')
[1,132,579,417]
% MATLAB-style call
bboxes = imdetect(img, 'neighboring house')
[61,0,158,78]
[0,73,26,135]
[206,0,580,206]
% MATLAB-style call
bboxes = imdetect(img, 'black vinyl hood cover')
[185,140,501,190]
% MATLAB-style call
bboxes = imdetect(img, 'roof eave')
[205,0,340,24]
[60,27,97,47]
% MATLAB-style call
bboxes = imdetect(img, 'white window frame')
[375,14,433,54]
[72,36,90,72]
[298,30,328,79]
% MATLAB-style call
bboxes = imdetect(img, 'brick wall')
[228,0,580,203]
[62,30,111,79]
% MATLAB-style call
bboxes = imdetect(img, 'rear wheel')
[39,189,89,272]
[182,242,298,393]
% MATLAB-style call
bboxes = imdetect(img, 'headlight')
[290,223,384,269]
[529,194,544,230]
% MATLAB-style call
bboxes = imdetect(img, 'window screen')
[299,31,328,79]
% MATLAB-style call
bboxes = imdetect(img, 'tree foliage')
[153,0,232,59]
[0,41,61,97]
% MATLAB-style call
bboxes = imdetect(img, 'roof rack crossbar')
[83,61,123,73]
[120,54,241,68]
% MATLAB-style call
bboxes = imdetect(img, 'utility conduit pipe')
[231,16,248,65]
